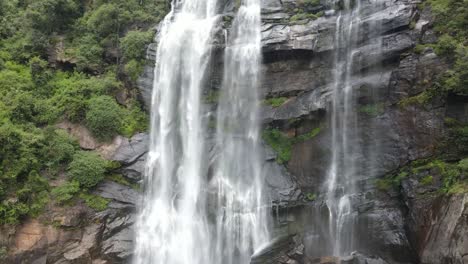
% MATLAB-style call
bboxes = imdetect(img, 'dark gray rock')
[137,65,154,110]
[111,133,149,165]
[94,181,139,205]
[121,153,147,182]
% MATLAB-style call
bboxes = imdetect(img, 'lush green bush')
[121,30,153,61]
[86,95,123,140]
[51,181,80,204]
[124,59,144,82]
[425,0,468,95]
[68,151,107,188]
[120,100,149,137]
[79,193,109,211]
[73,34,104,72]
[42,129,78,173]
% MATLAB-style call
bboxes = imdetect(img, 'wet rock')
[101,211,136,262]
[94,181,139,205]
[137,65,154,110]
[401,168,468,264]
[62,224,100,263]
[111,133,149,165]
[120,153,147,182]
[250,235,298,264]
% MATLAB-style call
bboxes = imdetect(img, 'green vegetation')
[0,0,168,224]
[86,95,123,141]
[68,152,107,189]
[290,11,324,23]
[262,129,293,164]
[264,97,288,108]
[79,193,109,211]
[377,159,468,193]
[51,181,80,204]
[0,246,7,260]
[398,90,435,108]
[421,0,468,96]
[420,175,434,186]
[305,192,317,201]
[263,127,322,164]
[358,103,385,117]
[376,171,408,191]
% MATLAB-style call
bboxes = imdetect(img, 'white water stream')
[133,0,268,263]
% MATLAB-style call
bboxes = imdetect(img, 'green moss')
[398,91,433,107]
[263,126,322,164]
[358,103,385,117]
[376,171,408,191]
[79,193,109,211]
[414,44,428,54]
[290,10,323,23]
[305,192,317,201]
[420,175,434,186]
[294,127,321,142]
[264,97,288,108]
[299,0,321,6]
[376,178,393,191]
[262,129,292,164]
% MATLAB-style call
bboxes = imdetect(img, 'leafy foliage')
[424,0,468,95]
[86,95,123,140]
[79,193,109,211]
[68,151,107,189]
[263,127,322,164]
[0,0,165,225]
[51,181,80,204]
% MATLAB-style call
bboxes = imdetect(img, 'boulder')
[111,133,149,165]
[94,181,139,205]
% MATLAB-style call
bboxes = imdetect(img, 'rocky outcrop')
[401,168,468,264]
[7,0,467,263]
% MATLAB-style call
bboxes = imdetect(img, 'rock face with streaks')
[4,0,468,263]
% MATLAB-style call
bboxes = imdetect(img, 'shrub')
[79,193,109,211]
[124,59,144,82]
[120,100,148,137]
[120,30,153,61]
[433,34,458,56]
[42,129,77,171]
[86,95,123,140]
[73,34,104,72]
[68,151,107,188]
[51,181,80,204]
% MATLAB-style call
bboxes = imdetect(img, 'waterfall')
[326,0,363,256]
[213,0,269,262]
[133,0,268,263]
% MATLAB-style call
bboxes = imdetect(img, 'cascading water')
[133,0,268,263]
[213,0,269,262]
[326,0,363,256]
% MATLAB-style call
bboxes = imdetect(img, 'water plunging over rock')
[133,0,268,263]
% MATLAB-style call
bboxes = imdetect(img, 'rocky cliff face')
[3,0,467,263]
